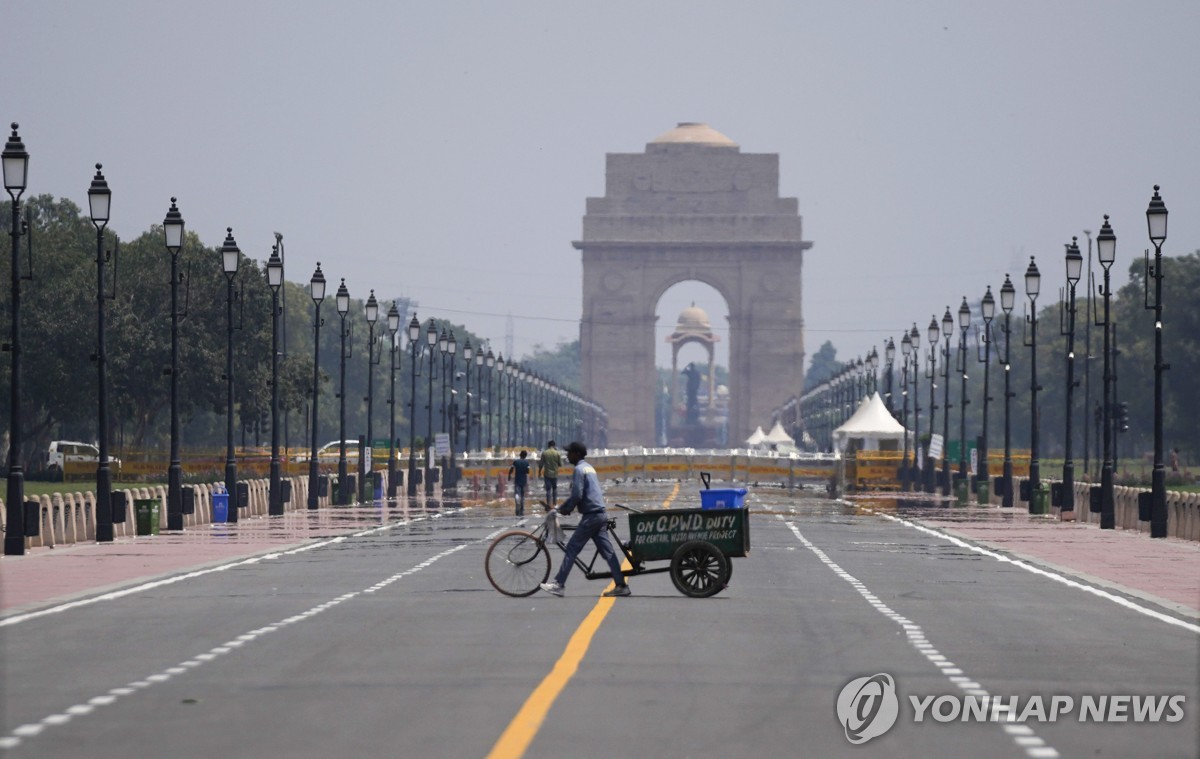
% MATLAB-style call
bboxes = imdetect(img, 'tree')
[804,340,839,388]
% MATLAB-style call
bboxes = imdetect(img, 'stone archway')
[574,123,811,446]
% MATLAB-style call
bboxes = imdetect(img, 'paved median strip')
[862,507,1200,635]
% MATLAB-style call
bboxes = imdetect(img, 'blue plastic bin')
[212,491,229,523]
[699,488,747,509]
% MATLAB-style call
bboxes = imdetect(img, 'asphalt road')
[2,483,1197,758]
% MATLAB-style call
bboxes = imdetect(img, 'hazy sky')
[6,1,1198,380]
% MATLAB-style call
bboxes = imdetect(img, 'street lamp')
[884,338,896,413]
[335,278,351,504]
[976,286,996,503]
[899,332,912,490]
[1060,238,1083,516]
[89,164,115,542]
[1095,215,1116,528]
[474,347,484,452]
[1145,186,1169,538]
[387,301,400,499]
[956,297,971,490]
[406,313,421,497]
[495,353,506,450]
[220,228,241,523]
[162,198,186,530]
[438,329,449,441]
[362,290,379,502]
[486,349,496,450]
[425,319,438,495]
[940,307,954,497]
[1000,275,1016,508]
[3,124,29,556]
[446,330,458,492]
[462,338,474,454]
[307,264,325,509]
[908,323,922,492]
[924,316,940,493]
[1023,256,1042,512]
[508,359,518,446]
[266,243,284,516]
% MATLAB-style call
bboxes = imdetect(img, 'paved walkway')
[0,501,465,617]
[854,495,1200,616]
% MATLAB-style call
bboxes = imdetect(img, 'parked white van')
[46,441,121,480]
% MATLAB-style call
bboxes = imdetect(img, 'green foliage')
[804,340,839,387]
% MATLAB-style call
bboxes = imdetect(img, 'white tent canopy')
[764,421,794,445]
[745,426,766,446]
[833,392,908,451]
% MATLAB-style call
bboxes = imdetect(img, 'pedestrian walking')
[539,440,562,510]
[539,441,630,598]
[508,450,531,516]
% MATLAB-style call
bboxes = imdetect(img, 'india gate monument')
[574,123,811,447]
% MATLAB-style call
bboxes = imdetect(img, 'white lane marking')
[781,517,1060,759]
[0,521,492,752]
[863,509,1200,634]
[0,511,457,629]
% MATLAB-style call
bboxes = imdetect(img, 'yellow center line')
[488,483,681,758]
[661,481,680,509]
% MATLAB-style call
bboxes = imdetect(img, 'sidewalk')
[0,503,442,618]
[879,498,1200,616]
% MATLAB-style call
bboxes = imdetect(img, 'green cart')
[485,503,750,599]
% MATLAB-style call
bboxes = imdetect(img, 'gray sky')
[6,0,1198,380]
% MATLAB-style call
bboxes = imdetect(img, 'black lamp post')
[956,298,971,487]
[362,290,379,502]
[977,286,996,502]
[1060,238,1083,515]
[3,124,29,556]
[909,323,922,491]
[1095,216,1116,528]
[496,353,507,448]
[899,332,912,490]
[445,331,457,492]
[939,307,954,496]
[406,313,421,497]
[924,316,940,493]
[386,301,400,499]
[266,243,284,515]
[307,264,325,509]
[884,339,896,413]
[220,228,241,523]
[485,350,496,450]
[163,198,186,530]
[1145,186,1169,538]
[474,347,485,452]
[1000,275,1016,507]
[507,362,517,446]
[335,278,351,504]
[1023,257,1042,511]
[89,164,115,542]
[424,319,437,495]
[438,329,449,439]
[462,338,473,454]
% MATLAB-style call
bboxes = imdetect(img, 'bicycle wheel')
[669,540,730,598]
[485,530,551,597]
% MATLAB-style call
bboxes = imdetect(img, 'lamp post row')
[1,125,607,554]
[798,189,1170,536]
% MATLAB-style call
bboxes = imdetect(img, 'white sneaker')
[539,581,564,597]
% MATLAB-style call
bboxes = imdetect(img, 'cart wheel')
[670,540,731,598]
[485,530,551,597]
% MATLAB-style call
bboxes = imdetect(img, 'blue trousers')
[555,512,626,587]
